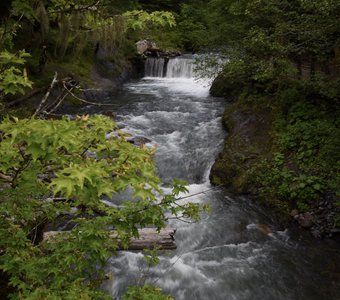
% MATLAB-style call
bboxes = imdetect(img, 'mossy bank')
[210,77,340,239]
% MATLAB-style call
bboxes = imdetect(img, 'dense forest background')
[0,0,339,299]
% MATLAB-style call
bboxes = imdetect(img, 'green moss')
[210,99,274,194]
[211,175,222,186]
[210,73,230,97]
[211,93,339,221]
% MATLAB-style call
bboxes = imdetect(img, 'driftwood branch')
[41,89,67,113]
[0,172,12,182]
[62,83,114,106]
[14,71,115,117]
[43,228,176,250]
[42,87,71,115]
[33,72,58,117]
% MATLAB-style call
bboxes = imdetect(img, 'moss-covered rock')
[209,60,252,98]
[210,72,244,98]
[210,73,232,97]
[210,94,340,237]
[210,101,274,194]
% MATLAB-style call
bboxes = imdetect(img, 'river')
[77,57,340,300]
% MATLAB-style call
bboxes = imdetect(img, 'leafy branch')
[0,115,205,299]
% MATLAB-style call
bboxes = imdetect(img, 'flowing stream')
[79,57,339,299]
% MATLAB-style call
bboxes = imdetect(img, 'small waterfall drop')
[144,57,195,78]
[144,57,165,77]
[166,57,194,78]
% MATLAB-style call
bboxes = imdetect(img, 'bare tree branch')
[62,83,115,106]
[33,72,58,117]
[0,172,12,182]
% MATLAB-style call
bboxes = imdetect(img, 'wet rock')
[84,150,96,158]
[210,103,273,192]
[257,224,272,235]
[126,136,151,146]
[135,40,180,58]
[290,209,299,217]
[300,195,340,239]
[105,132,119,140]
[311,229,321,238]
[136,40,156,55]
[117,122,127,129]
[298,212,314,228]
[101,111,117,118]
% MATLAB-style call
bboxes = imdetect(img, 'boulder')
[136,40,157,55]
[126,136,151,146]
[298,212,314,228]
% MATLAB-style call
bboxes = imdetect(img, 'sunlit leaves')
[11,0,35,19]
[0,50,31,65]
[123,10,176,31]
[171,178,189,196]
[0,50,33,96]
[123,284,173,300]
[0,115,204,298]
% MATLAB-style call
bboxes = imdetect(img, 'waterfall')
[166,57,194,78]
[144,57,195,78]
[144,58,165,77]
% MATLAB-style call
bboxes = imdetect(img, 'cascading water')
[166,57,194,78]
[73,57,340,299]
[144,56,195,78]
[144,57,165,77]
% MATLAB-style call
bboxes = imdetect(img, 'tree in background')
[207,0,340,97]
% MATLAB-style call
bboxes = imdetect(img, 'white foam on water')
[174,182,213,205]
[137,77,210,98]
[167,78,210,98]
[184,241,256,255]
[155,257,217,291]
[193,116,222,133]
[124,114,151,129]
[145,110,191,120]
[153,130,185,153]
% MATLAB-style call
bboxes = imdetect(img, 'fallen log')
[43,227,176,250]
[126,228,176,250]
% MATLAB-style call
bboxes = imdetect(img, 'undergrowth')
[248,92,339,225]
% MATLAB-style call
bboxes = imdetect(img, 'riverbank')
[210,86,340,239]
[2,50,145,119]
